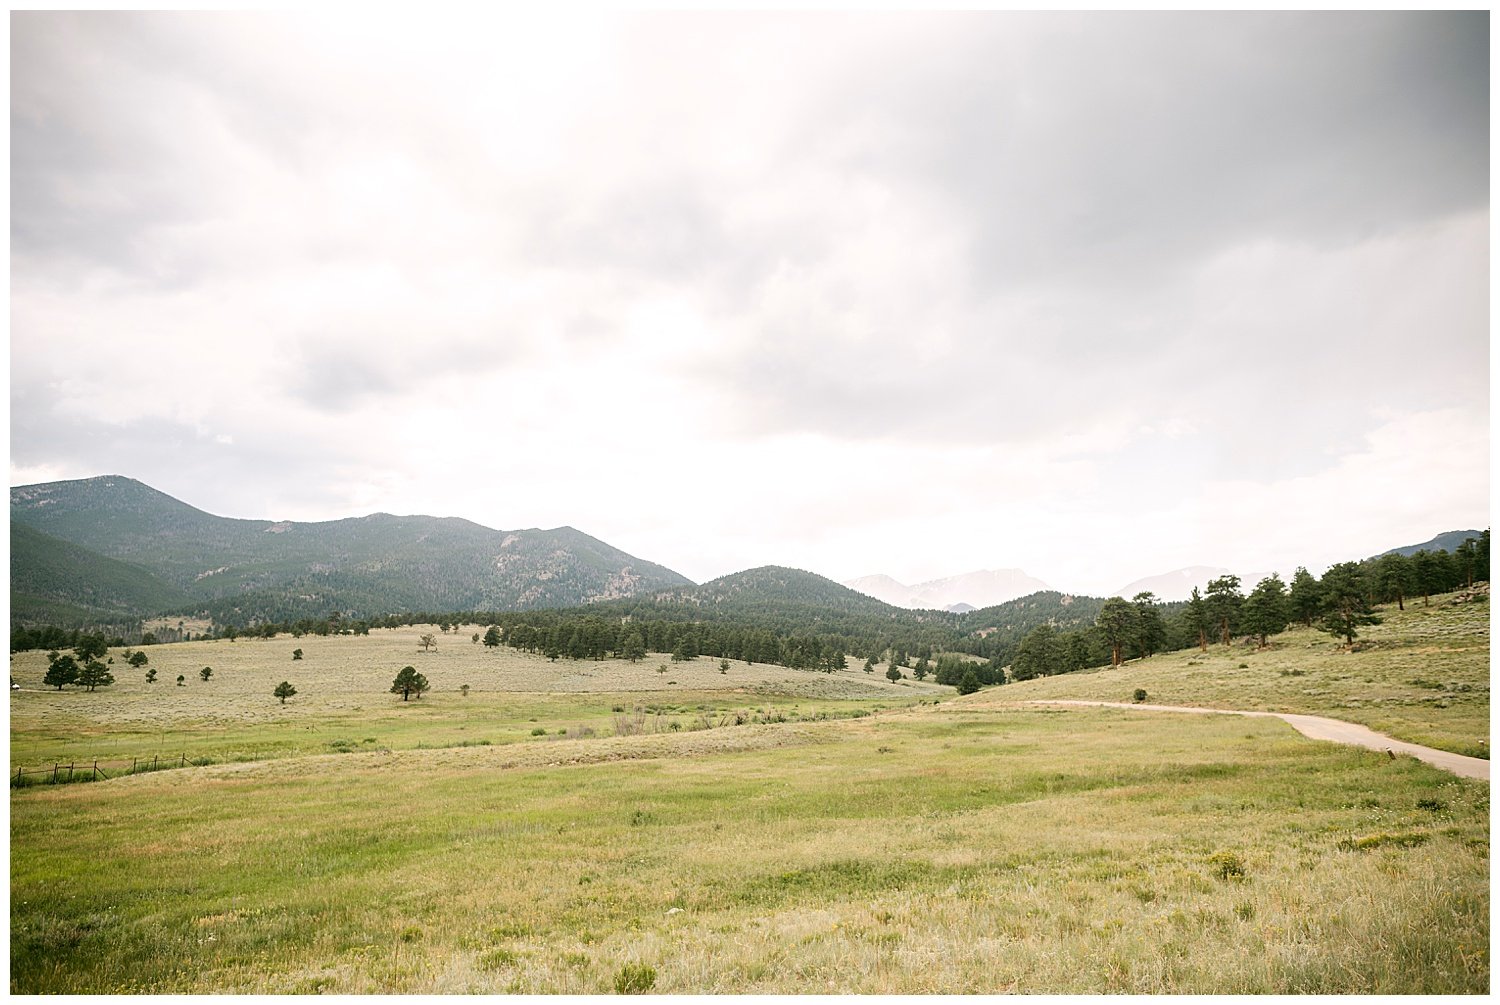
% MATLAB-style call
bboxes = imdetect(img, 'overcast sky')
[9,11,1490,595]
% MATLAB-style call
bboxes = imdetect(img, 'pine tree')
[483,626,503,648]
[1239,574,1290,647]
[1319,562,1381,645]
[1095,598,1136,668]
[1204,575,1243,646]
[1288,567,1323,625]
[76,658,114,692]
[274,681,297,704]
[1185,587,1211,652]
[1131,592,1166,659]
[622,631,647,663]
[43,652,80,690]
[390,665,430,701]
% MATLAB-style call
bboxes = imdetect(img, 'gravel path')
[1027,699,1489,781]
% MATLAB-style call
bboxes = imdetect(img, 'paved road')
[1027,700,1489,782]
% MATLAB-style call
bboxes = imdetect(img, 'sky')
[8,10,1491,596]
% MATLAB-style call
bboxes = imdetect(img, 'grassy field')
[8,627,943,773]
[9,602,1490,993]
[1006,592,1490,758]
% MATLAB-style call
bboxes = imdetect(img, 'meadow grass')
[9,626,940,773]
[10,704,1486,993]
[1006,592,1490,757]
[9,604,1489,993]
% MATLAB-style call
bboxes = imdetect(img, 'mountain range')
[11,476,690,626]
[843,570,1053,611]
[9,474,1485,633]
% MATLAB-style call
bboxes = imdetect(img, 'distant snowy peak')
[1113,566,1245,602]
[844,569,1052,611]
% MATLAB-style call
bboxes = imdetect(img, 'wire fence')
[12,753,192,788]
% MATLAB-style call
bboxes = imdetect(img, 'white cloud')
[10,12,1489,594]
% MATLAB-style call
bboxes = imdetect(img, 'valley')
[8,594,1490,994]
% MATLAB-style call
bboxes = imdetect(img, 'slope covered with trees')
[10,476,692,627]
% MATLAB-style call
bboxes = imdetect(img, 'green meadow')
[9,597,1489,994]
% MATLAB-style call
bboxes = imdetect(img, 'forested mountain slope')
[10,476,691,625]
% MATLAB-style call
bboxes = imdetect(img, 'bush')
[1208,851,1246,880]
[1133,688,1148,703]
[530,727,547,736]
[613,963,657,994]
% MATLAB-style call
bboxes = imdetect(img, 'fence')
[12,753,190,788]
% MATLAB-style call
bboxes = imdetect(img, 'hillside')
[10,476,692,626]
[1376,529,1485,559]
[10,522,190,624]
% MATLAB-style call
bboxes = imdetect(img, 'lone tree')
[292,648,304,661]
[483,626,502,649]
[127,650,149,668]
[176,674,186,686]
[886,666,903,682]
[390,665,430,701]
[43,652,80,690]
[1319,561,1381,645]
[418,633,438,653]
[145,668,158,684]
[200,666,214,682]
[274,681,297,704]
[76,658,114,692]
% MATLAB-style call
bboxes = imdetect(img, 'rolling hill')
[10,475,692,626]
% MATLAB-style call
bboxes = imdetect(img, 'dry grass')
[9,626,942,771]
[1003,593,1490,757]
[11,704,1487,994]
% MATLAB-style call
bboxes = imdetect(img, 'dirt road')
[1027,700,1489,781]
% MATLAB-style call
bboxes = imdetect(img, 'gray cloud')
[10,12,1488,588]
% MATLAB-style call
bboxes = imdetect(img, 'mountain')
[10,475,692,626]
[844,569,1052,610]
[1112,566,1234,603]
[11,522,190,625]
[1376,529,1485,559]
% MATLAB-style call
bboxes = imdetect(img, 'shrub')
[530,727,547,736]
[1133,688,1148,703]
[1208,851,1246,880]
[613,963,657,994]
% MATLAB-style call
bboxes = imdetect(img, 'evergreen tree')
[1204,575,1243,645]
[483,626,503,648]
[622,631,647,663]
[1373,553,1415,611]
[956,670,981,695]
[199,666,213,682]
[1287,566,1323,625]
[886,666,902,682]
[1319,562,1381,645]
[274,681,297,704]
[1131,592,1166,659]
[76,658,114,692]
[145,668,158,684]
[390,665,430,701]
[1185,587,1211,652]
[1411,551,1443,606]
[1239,574,1290,647]
[1095,598,1136,668]
[1011,624,1059,681]
[43,652,80,690]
